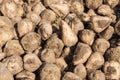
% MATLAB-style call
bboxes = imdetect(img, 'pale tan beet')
[1,0,24,18]
[88,70,105,80]
[40,9,56,23]
[44,0,69,17]
[50,3,69,17]
[79,29,95,45]
[40,49,55,63]
[73,42,92,65]
[62,72,82,80]
[86,52,104,70]
[103,61,120,80]
[26,12,41,25]
[98,4,114,16]
[115,20,120,36]
[21,32,41,52]
[16,70,35,80]
[90,16,112,33]
[85,0,103,9]
[17,19,34,37]
[92,38,110,53]
[55,57,67,71]
[40,63,61,80]
[2,55,23,75]
[4,40,24,57]
[65,13,84,35]
[32,2,45,15]
[74,64,87,79]
[61,47,70,58]
[61,20,78,47]
[106,46,120,63]
[0,52,6,60]
[45,34,64,57]
[105,0,119,8]
[70,0,84,14]
[99,26,114,40]
[38,22,53,40]
[23,53,42,72]
[0,62,14,80]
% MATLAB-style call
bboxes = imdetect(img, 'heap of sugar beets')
[0,0,120,80]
